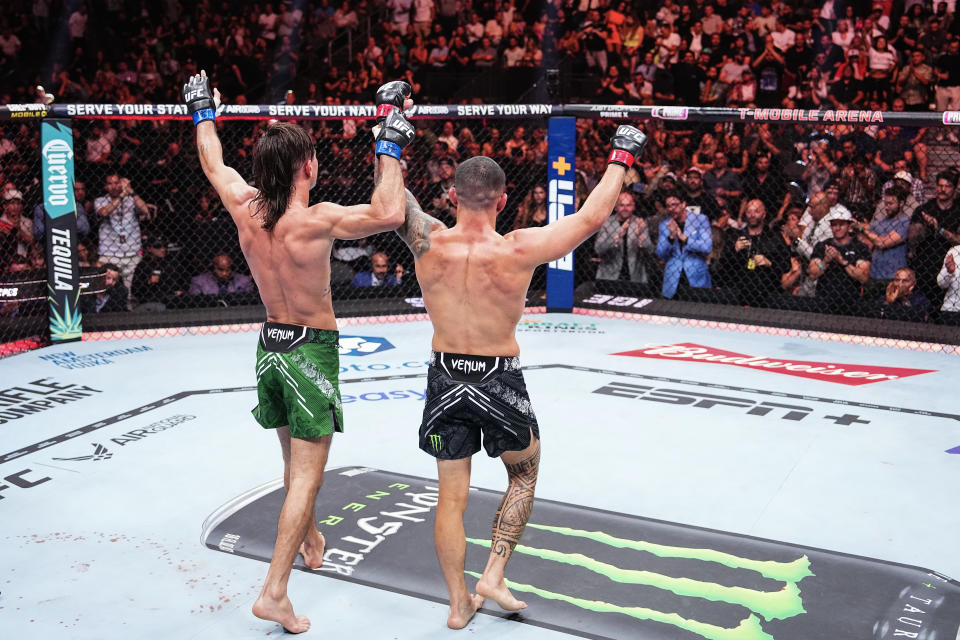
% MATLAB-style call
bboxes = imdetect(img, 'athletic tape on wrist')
[376,140,403,160]
[608,149,634,168]
[192,108,216,125]
[376,104,396,119]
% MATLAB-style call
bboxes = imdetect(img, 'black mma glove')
[607,125,648,169]
[375,110,416,160]
[182,73,218,126]
[375,80,412,122]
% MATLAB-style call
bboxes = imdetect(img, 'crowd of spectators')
[1,0,959,324]
[6,0,960,110]
[590,139,960,323]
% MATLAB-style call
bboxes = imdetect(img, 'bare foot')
[299,530,325,569]
[476,577,526,612]
[447,593,484,629]
[252,595,311,634]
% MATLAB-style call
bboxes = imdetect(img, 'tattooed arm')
[395,188,447,258]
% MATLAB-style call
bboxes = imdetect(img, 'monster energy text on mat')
[202,467,960,640]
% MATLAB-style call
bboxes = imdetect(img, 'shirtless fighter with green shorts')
[184,72,415,633]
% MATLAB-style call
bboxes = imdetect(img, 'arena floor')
[0,311,958,639]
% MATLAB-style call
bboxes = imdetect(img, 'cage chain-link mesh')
[2,114,959,357]
[577,117,960,353]
[1,121,46,357]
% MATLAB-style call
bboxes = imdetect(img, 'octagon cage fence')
[1,101,959,358]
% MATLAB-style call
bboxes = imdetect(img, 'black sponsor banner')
[0,268,106,302]
[0,104,559,120]
[202,467,960,640]
[562,104,959,126]
[0,272,45,302]
[11,103,955,126]
[41,119,81,342]
[0,103,50,119]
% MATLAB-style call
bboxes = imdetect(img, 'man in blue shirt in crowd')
[350,251,402,287]
[656,193,713,299]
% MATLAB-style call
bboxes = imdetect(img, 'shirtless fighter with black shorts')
[184,72,414,633]
[393,124,648,628]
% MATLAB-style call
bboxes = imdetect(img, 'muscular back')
[228,193,338,330]
[415,224,536,356]
[194,120,405,331]
[398,168,626,356]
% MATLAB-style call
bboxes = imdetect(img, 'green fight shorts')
[252,321,344,439]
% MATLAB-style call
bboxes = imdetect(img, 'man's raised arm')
[510,125,648,266]
[329,81,417,239]
[182,71,250,209]
[369,81,418,230]
[377,89,443,257]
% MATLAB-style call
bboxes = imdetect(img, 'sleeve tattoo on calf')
[491,443,540,558]
[397,189,444,258]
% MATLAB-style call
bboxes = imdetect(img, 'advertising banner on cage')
[41,119,81,343]
[546,117,576,310]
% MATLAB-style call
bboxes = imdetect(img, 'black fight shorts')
[419,351,540,460]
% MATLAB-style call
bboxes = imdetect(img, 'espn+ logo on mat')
[615,343,935,386]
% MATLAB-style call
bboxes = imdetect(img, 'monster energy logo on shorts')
[202,467,960,640]
[429,434,442,452]
[467,524,810,640]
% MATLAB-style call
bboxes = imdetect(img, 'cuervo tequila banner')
[41,119,81,342]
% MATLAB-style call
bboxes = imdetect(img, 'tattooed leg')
[476,432,540,611]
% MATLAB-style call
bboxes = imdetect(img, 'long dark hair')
[251,122,315,230]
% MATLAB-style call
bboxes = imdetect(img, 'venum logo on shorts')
[615,343,936,386]
[451,358,486,374]
[339,336,395,357]
[266,327,295,341]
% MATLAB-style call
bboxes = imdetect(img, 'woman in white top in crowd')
[865,35,898,102]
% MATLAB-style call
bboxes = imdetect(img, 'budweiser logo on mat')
[614,343,935,386]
